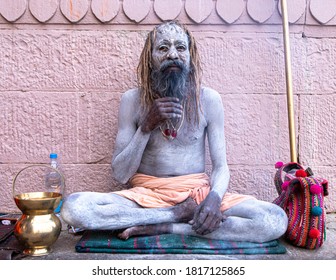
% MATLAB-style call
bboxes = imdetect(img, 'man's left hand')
[190,191,223,235]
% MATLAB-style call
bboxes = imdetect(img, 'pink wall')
[0,0,335,213]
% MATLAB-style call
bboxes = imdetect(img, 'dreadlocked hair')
[137,21,203,125]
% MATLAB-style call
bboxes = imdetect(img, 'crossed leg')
[61,193,287,243]
[61,192,197,230]
[118,199,288,243]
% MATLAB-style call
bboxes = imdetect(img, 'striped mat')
[75,231,286,255]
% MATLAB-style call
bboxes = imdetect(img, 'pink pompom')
[281,181,290,191]
[295,170,307,177]
[310,184,322,195]
[309,228,320,239]
[275,161,284,169]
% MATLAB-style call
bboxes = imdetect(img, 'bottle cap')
[50,153,58,159]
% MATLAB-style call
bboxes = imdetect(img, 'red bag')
[273,162,328,249]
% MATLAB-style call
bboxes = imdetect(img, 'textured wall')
[0,0,335,213]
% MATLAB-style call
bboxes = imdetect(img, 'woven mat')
[75,231,286,255]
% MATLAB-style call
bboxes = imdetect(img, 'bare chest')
[148,117,206,149]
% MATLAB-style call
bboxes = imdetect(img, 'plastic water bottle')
[45,153,62,213]
[45,153,61,192]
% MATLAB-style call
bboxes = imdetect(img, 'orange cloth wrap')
[114,173,255,211]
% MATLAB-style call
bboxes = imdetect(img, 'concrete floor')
[23,213,336,260]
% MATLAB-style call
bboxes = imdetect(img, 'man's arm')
[191,88,230,235]
[112,90,183,184]
[112,90,151,183]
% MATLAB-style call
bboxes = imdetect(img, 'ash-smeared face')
[152,24,191,71]
[150,24,191,100]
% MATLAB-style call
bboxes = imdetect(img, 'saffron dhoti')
[114,173,254,211]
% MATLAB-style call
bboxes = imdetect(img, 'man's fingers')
[158,100,182,106]
[161,107,183,115]
[194,218,211,235]
[198,210,208,225]
[159,105,183,115]
[192,210,223,235]
[156,104,183,119]
[192,210,209,232]
[195,220,219,235]
[156,97,181,103]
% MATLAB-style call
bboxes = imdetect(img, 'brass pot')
[13,165,65,256]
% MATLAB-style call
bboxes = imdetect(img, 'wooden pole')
[280,0,297,163]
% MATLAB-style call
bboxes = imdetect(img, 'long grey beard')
[150,60,189,100]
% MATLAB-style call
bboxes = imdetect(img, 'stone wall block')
[223,94,297,165]
[0,91,79,163]
[0,91,119,159]
[60,0,89,23]
[77,92,120,164]
[0,33,14,88]
[301,37,336,94]
[198,35,285,94]
[216,0,245,24]
[198,35,315,95]
[29,0,58,23]
[185,0,213,24]
[0,91,121,165]
[229,166,279,202]
[247,0,275,23]
[0,165,21,213]
[0,30,143,91]
[0,0,27,22]
[122,0,151,23]
[91,0,119,23]
[299,95,336,166]
[153,0,182,21]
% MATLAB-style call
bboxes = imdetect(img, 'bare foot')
[118,223,172,240]
[118,198,197,240]
[172,197,198,222]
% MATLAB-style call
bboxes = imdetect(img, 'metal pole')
[280,0,297,163]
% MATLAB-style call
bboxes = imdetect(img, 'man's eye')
[177,45,186,51]
[159,46,168,52]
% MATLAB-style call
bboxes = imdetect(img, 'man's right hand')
[141,97,183,133]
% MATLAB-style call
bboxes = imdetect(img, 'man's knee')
[60,193,89,228]
[258,204,288,242]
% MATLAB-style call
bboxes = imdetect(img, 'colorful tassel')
[311,206,323,216]
[309,228,321,239]
[275,161,284,169]
[295,170,307,177]
[310,184,322,195]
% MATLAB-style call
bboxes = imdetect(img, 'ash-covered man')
[61,21,288,242]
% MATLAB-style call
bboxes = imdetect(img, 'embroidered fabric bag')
[273,162,328,249]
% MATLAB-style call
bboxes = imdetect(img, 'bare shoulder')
[120,88,141,105]
[118,88,142,124]
[201,87,222,102]
[200,87,224,118]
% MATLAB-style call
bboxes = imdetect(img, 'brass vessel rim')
[14,191,62,200]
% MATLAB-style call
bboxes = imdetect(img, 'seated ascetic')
[61,21,288,243]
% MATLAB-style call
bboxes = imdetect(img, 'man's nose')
[167,48,178,60]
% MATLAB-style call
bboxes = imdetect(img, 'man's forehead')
[155,24,188,43]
